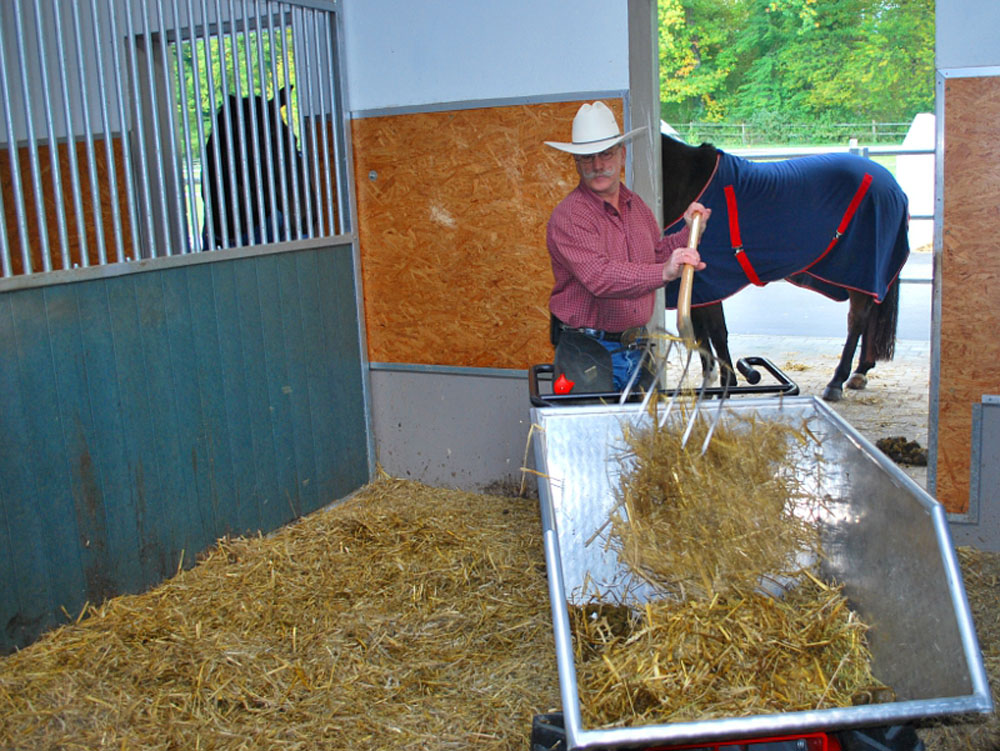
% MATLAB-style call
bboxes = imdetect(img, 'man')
[544,101,710,392]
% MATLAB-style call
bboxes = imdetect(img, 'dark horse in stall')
[661,133,910,402]
[201,87,315,250]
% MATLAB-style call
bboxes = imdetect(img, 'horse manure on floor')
[569,408,890,728]
[876,436,928,466]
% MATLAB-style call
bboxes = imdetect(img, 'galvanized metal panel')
[0,246,369,653]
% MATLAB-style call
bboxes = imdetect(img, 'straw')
[2,478,998,749]
[610,408,826,600]
[571,577,887,728]
[0,477,559,751]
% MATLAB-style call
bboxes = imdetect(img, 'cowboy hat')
[544,101,646,155]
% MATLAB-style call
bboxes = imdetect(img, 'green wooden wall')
[0,246,370,652]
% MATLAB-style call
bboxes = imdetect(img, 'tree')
[659,0,935,135]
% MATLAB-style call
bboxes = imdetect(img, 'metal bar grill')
[0,0,346,280]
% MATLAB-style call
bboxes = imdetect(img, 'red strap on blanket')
[824,172,874,252]
[724,185,764,286]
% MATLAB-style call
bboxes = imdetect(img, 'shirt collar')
[577,180,633,214]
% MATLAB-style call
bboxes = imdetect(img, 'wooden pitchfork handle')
[676,210,704,342]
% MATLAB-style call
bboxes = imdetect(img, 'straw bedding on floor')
[1,475,997,749]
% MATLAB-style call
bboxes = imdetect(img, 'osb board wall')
[352,99,623,369]
[938,74,1000,514]
[1,137,134,275]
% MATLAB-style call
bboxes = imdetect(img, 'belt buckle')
[620,326,645,348]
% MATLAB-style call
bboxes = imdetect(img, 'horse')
[661,133,910,402]
[201,87,315,250]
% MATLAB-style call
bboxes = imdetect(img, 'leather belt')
[563,325,646,344]
[573,326,621,342]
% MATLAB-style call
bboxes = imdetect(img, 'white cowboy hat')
[544,101,646,155]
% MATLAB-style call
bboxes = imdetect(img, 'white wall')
[936,0,1000,69]
[341,0,630,112]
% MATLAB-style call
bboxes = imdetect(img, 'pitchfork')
[621,211,729,453]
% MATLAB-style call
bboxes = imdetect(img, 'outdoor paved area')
[728,333,931,488]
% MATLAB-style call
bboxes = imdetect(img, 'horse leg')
[703,302,737,389]
[690,305,717,384]
[845,327,877,390]
[823,291,874,402]
[691,303,737,387]
[847,277,901,391]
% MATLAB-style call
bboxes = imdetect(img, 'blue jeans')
[596,339,646,391]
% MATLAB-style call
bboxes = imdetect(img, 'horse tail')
[867,277,900,361]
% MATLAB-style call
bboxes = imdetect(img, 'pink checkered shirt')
[546,181,691,332]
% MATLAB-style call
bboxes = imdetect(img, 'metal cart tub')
[529,395,993,750]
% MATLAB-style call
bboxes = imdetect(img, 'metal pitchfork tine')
[674,211,729,454]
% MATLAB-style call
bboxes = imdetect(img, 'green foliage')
[659,0,934,142]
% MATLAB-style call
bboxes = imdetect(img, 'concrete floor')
[727,333,931,489]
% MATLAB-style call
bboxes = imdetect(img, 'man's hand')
[683,201,711,229]
[662,201,711,282]
[663,247,705,282]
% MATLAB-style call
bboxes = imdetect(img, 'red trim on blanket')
[724,184,765,287]
[788,261,903,304]
[838,172,873,235]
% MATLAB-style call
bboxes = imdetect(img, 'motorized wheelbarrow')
[526,388,993,750]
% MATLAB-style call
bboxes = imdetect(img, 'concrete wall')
[936,0,1000,69]
[341,0,629,111]
[369,366,538,493]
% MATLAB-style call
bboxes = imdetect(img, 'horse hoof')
[822,386,843,402]
[846,373,868,390]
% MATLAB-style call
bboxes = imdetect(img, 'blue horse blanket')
[663,151,910,308]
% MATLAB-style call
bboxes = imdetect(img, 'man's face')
[574,144,624,198]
